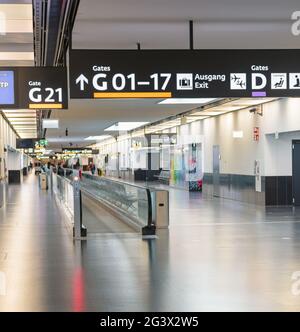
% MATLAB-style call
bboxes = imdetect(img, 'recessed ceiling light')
[84,135,111,141]
[192,111,227,116]
[158,98,217,105]
[233,131,244,138]
[42,119,59,129]
[0,52,34,61]
[104,122,149,131]
[0,4,33,34]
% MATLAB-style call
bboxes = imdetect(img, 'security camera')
[249,106,263,116]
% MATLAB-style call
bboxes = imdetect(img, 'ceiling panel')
[73,0,300,49]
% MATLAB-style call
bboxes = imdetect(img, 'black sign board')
[69,49,300,99]
[62,148,99,155]
[16,138,37,149]
[0,67,68,109]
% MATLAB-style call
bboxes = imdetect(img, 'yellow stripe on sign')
[29,103,63,109]
[93,92,172,99]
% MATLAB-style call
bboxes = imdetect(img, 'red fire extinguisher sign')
[254,127,259,141]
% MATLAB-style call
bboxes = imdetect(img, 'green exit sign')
[36,139,48,147]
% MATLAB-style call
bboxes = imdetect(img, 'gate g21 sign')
[69,49,300,99]
[0,67,68,109]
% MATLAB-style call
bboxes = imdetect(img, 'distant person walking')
[89,162,96,175]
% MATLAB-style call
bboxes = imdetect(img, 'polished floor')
[0,173,300,311]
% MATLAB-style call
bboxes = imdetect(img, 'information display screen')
[0,71,15,105]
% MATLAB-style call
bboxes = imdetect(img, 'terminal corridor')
[0,174,300,311]
[2,0,300,316]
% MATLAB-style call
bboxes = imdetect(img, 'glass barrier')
[52,172,74,216]
[55,168,79,181]
[81,173,152,229]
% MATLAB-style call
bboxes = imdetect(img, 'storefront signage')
[69,49,300,98]
[0,67,68,109]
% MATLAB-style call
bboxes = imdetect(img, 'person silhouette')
[294,75,300,88]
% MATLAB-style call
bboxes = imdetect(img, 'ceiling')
[2,0,300,146]
[72,0,300,49]
[47,98,199,148]
[46,0,300,149]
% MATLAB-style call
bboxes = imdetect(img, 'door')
[292,140,300,205]
[213,145,220,197]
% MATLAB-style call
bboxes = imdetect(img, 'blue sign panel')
[0,71,15,105]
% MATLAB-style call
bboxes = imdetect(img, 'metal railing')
[0,180,6,209]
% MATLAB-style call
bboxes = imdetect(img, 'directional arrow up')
[76,74,89,91]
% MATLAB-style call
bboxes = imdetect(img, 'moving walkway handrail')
[82,171,151,191]
[55,168,155,235]
[82,172,155,235]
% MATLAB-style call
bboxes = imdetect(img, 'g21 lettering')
[291,11,300,36]
[29,87,63,103]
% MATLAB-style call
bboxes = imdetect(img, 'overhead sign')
[35,139,48,148]
[69,49,300,98]
[62,148,99,155]
[16,138,37,149]
[0,67,68,109]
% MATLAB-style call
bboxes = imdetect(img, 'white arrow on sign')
[76,74,89,91]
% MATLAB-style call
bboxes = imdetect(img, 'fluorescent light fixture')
[186,116,209,123]
[158,98,217,105]
[42,119,59,129]
[84,135,111,141]
[233,131,244,138]
[193,111,227,116]
[9,120,36,123]
[2,109,36,113]
[212,106,242,112]
[0,4,33,20]
[5,20,33,33]
[0,4,33,34]
[105,122,149,131]
[0,52,34,61]
[230,98,278,106]
[6,115,36,119]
